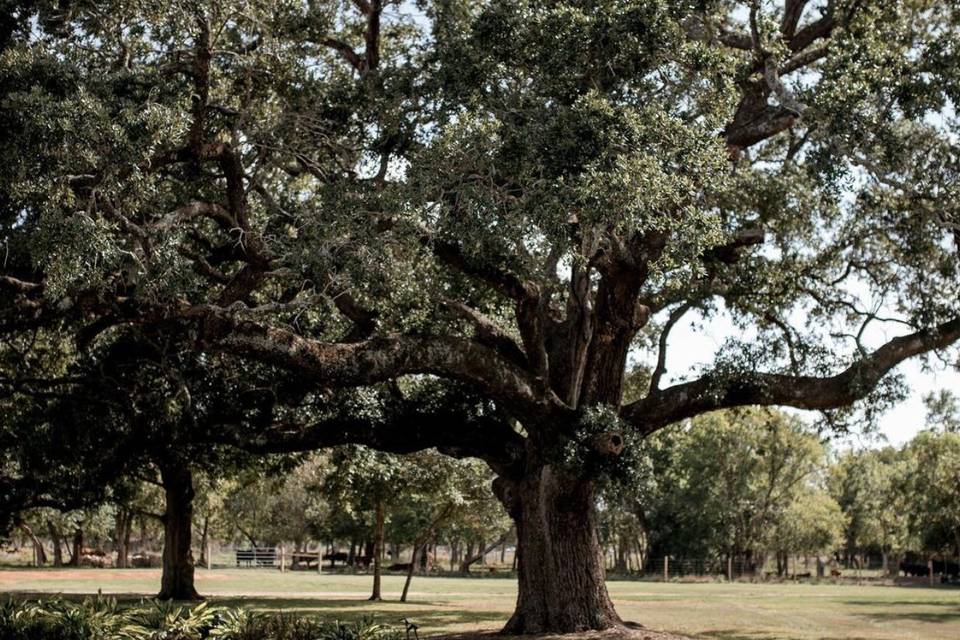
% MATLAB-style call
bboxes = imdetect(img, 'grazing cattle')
[80,553,114,568]
[830,569,842,577]
[900,562,929,577]
[322,551,349,566]
[355,554,372,569]
[389,562,412,571]
[131,552,162,568]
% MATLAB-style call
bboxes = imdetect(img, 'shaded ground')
[1,568,958,639]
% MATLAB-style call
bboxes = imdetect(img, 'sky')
[657,310,960,448]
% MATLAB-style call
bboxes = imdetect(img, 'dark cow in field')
[900,560,960,578]
[322,551,349,566]
[900,562,929,577]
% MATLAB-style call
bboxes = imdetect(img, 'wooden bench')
[235,547,277,567]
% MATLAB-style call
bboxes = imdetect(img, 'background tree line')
[7,396,959,589]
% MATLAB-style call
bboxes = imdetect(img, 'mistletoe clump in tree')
[3,0,960,633]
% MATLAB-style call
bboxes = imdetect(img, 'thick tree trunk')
[158,462,200,600]
[369,498,384,601]
[498,466,622,634]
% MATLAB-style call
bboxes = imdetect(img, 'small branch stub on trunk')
[592,431,625,457]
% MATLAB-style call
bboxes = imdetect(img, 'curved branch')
[218,404,525,477]
[624,316,960,433]
[648,302,693,392]
[196,308,561,420]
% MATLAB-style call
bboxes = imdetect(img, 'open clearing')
[0,569,957,639]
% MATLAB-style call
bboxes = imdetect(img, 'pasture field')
[0,568,957,640]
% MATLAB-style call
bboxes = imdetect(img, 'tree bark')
[47,521,63,567]
[20,524,46,566]
[158,461,200,600]
[69,526,83,567]
[614,536,628,573]
[369,498,384,601]
[115,508,130,568]
[498,466,623,634]
[198,516,210,568]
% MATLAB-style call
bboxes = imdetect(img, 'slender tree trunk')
[48,521,63,567]
[369,498,384,601]
[123,519,132,565]
[496,467,622,634]
[460,529,513,575]
[139,514,148,552]
[401,504,453,602]
[158,461,200,600]
[198,516,210,568]
[20,524,46,566]
[115,509,130,568]
[69,526,83,566]
[401,543,420,603]
[614,536,628,573]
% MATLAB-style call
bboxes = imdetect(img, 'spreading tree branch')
[624,316,960,433]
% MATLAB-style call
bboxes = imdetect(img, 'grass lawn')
[1,568,958,639]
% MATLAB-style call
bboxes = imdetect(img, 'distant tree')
[644,408,825,571]
[0,330,282,599]
[772,489,846,575]
[924,390,960,433]
[828,447,910,572]
[221,455,328,553]
[902,432,960,559]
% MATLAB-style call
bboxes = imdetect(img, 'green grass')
[1,568,957,639]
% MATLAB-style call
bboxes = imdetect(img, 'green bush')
[0,598,403,640]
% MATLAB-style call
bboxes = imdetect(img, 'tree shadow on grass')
[694,632,875,640]
[836,598,960,624]
[859,610,960,624]
[217,597,510,633]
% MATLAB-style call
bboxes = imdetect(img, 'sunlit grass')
[1,568,958,639]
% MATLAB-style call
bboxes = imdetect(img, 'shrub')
[0,598,403,640]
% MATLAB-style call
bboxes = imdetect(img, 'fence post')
[280,545,285,573]
[663,556,669,581]
[207,541,212,570]
[928,557,934,587]
[727,557,733,582]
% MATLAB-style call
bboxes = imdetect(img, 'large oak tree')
[3,0,960,632]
